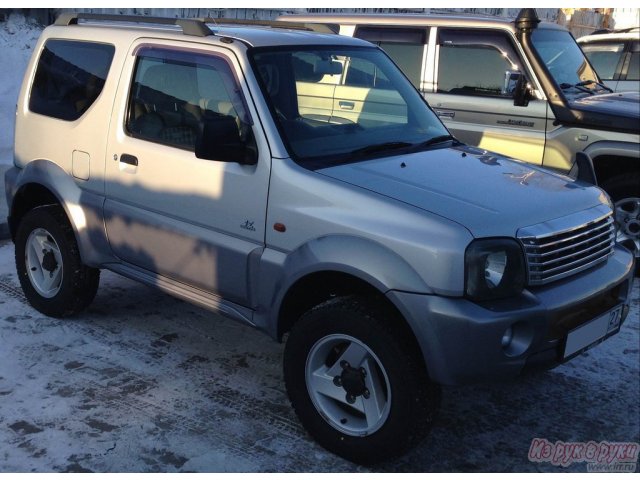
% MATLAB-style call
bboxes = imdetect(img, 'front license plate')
[564,306,622,359]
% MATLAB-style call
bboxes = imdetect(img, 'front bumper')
[388,244,635,386]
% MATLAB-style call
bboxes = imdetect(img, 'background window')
[29,40,114,121]
[344,56,392,89]
[581,42,625,80]
[626,41,639,81]
[437,29,523,97]
[355,27,427,88]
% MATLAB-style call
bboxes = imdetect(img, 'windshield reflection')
[530,29,604,98]
[251,46,449,168]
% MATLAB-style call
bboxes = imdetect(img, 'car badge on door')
[241,220,256,232]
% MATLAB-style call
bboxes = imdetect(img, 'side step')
[106,262,255,327]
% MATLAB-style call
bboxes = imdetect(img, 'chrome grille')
[518,209,616,286]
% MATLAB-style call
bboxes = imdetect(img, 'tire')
[15,205,100,317]
[283,295,441,465]
[601,173,640,274]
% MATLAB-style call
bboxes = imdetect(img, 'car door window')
[437,29,524,98]
[355,26,427,89]
[581,41,625,80]
[126,47,251,151]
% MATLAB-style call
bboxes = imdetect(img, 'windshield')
[251,46,450,167]
[530,28,607,97]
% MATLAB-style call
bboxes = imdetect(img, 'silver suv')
[281,9,640,263]
[5,13,635,464]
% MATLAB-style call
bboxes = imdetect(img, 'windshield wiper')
[348,141,413,157]
[560,80,613,95]
[560,82,593,94]
[415,134,457,149]
[575,79,614,93]
[345,135,456,161]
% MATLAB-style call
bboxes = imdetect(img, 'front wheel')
[283,296,440,464]
[15,205,100,317]
[602,173,640,273]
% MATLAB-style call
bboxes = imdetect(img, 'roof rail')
[590,28,612,35]
[54,12,213,37]
[590,26,640,35]
[200,17,339,34]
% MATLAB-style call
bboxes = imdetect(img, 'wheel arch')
[584,141,639,187]
[7,160,114,266]
[262,235,432,358]
[9,182,61,238]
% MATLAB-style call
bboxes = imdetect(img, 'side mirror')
[195,114,257,165]
[503,70,521,95]
[513,74,532,107]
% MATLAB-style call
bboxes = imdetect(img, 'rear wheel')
[284,296,440,464]
[15,205,100,317]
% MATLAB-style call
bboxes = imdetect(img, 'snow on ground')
[0,239,638,472]
[0,15,43,165]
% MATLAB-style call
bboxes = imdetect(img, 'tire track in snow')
[0,278,27,303]
[1,275,335,470]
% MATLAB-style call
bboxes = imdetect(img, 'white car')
[578,28,640,93]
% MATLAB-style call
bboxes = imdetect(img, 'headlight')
[465,239,526,301]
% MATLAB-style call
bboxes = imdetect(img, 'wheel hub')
[614,197,640,255]
[305,334,391,436]
[41,249,58,275]
[333,361,370,404]
[621,218,640,237]
[25,227,64,298]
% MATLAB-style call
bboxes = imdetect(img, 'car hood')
[569,90,640,119]
[317,145,609,238]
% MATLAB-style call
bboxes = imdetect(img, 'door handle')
[434,109,455,119]
[339,101,355,110]
[120,154,138,166]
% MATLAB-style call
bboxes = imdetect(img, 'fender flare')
[8,160,115,266]
[258,234,433,339]
[583,140,640,162]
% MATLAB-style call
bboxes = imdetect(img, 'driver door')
[426,28,548,165]
[104,40,271,306]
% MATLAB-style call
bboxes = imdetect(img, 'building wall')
[612,7,640,30]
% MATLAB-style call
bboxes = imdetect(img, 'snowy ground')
[0,239,638,473]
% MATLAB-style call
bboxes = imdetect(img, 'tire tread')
[15,205,100,317]
[284,294,440,464]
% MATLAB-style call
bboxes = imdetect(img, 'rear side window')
[29,40,115,121]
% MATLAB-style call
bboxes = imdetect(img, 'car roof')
[578,30,640,43]
[212,24,369,48]
[279,13,566,34]
[51,17,371,49]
